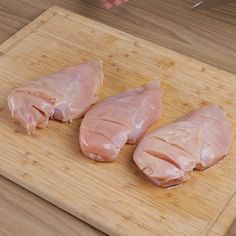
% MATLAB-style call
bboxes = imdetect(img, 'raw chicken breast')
[8,60,104,134]
[80,80,163,162]
[133,105,233,188]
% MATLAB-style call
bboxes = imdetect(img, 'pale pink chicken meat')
[8,60,104,134]
[80,80,163,162]
[133,105,233,188]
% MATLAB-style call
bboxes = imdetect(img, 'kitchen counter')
[0,1,235,235]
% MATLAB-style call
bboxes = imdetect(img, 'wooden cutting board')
[0,6,235,236]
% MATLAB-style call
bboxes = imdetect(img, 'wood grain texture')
[0,0,236,75]
[0,1,236,235]
[209,194,236,236]
[0,176,105,236]
[1,3,236,234]
[0,7,236,236]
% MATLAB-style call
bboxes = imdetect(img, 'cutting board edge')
[1,5,236,79]
[0,6,58,54]
[206,191,236,236]
[0,168,114,236]
[51,6,236,79]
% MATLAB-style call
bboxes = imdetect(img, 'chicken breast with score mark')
[8,60,104,134]
[133,105,233,188]
[80,80,163,162]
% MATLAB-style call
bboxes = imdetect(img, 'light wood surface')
[209,195,236,236]
[1,1,236,234]
[1,1,236,235]
[0,176,104,236]
[0,7,235,236]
